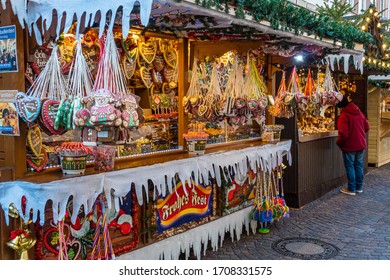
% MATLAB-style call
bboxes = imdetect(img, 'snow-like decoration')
[117,207,257,260]
[0,140,291,227]
[326,53,364,75]
[2,0,154,45]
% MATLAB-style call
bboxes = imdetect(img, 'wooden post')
[0,1,27,179]
[177,38,189,148]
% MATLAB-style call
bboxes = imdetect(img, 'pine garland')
[177,0,372,49]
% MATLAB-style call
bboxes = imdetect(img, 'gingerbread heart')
[162,83,174,95]
[152,69,163,88]
[65,240,82,260]
[41,99,66,135]
[81,42,100,78]
[163,46,178,69]
[121,36,137,56]
[198,104,208,116]
[140,66,153,89]
[14,92,27,122]
[123,55,137,80]
[151,84,163,96]
[153,55,165,72]
[82,28,99,48]
[27,150,48,172]
[158,39,169,53]
[138,41,157,64]
[58,34,77,74]
[25,63,37,86]
[27,125,43,157]
[31,44,52,74]
[43,225,80,259]
[163,66,178,88]
[15,92,41,123]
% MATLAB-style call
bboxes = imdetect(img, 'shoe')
[356,190,363,193]
[340,188,356,196]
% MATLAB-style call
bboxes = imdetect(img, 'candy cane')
[90,214,102,260]
[57,220,69,260]
[90,199,115,260]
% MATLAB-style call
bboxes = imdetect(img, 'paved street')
[200,164,390,260]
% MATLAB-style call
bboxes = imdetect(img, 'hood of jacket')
[341,102,360,115]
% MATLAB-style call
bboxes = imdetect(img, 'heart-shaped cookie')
[140,66,153,89]
[122,55,137,80]
[121,36,137,54]
[27,149,48,172]
[138,41,157,64]
[14,92,27,122]
[153,55,165,72]
[65,240,82,260]
[163,66,178,88]
[15,92,41,123]
[158,39,169,53]
[41,99,66,135]
[25,63,37,87]
[81,42,100,78]
[163,46,178,69]
[151,84,163,96]
[162,82,176,95]
[152,69,163,88]
[27,125,43,157]
[31,45,52,74]
[43,225,81,259]
[58,34,77,74]
[198,104,208,116]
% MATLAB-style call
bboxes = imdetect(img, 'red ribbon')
[9,229,29,240]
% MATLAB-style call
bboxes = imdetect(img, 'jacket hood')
[342,102,360,115]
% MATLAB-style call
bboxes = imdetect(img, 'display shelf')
[298,130,338,143]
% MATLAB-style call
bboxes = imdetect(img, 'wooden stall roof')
[4,0,364,56]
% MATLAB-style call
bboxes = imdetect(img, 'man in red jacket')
[336,95,370,196]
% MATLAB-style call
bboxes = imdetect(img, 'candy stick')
[90,215,102,260]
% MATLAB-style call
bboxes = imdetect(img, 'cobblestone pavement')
[200,164,390,260]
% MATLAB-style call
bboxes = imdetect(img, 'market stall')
[0,0,369,259]
[274,67,368,208]
[367,77,390,167]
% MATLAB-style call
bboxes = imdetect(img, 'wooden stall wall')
[367,87,390,167]
[0,2,27,179]
[367,87,380,165]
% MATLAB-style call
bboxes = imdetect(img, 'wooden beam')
[177,38,189,148]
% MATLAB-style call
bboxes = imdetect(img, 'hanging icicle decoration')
[22,1,154,45]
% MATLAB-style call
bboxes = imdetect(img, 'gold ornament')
[6,203,36,260]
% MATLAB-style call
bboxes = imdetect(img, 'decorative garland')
[368,79,390,90]
[179,0,371,49]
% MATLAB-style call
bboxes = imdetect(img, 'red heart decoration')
[42,226,81,259]
[31,45,52,74]
[41,99,66,135]
[27,149,48,172]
